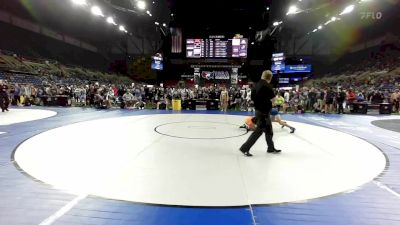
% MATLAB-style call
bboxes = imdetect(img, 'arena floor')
[1,107,400,225]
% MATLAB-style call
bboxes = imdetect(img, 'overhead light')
[71,0,87,6]
[91,6,104,17]
[137,0,146,10]
[146,10,150,14]
[324,16,338,25]
[155,21,159,25]
[286,5,299,15]
[273,21,283,26]
[266,7,270,11]
[106,17,117,25]
[162,23,167,27]
[119,25,126,32]
[171,13,174,16]
[318,25,323,30]
[312,29,318,32]
[340,5,355,15]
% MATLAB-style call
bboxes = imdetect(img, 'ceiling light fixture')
[340,5,355,15]
[91,6,104,17]
[71,0,87,6]
[286,5,299,15]
[119,25,128,33]
[137,0,146,10]
[106,17,117,25]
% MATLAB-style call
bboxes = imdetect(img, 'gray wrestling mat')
[371,119,400,133]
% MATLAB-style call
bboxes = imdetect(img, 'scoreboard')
[186,38,248,58]
[271,52,285,72]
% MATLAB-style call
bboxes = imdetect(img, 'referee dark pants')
[240,110,275,152]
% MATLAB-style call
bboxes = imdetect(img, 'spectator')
[0,80,10,112]
[391,89,399,113]
[123,91,134,108]
[337,88,346,114]
[324,87,335,113]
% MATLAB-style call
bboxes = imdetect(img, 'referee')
[239,70,281,157]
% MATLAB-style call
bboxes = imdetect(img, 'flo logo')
[360,12,382,20]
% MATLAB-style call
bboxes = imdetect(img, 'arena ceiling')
[167,0,271,36]
[1,0,398,55]
[165,0,400,45]
[166,0,369,35]
[270,0,400,38]
[0,0,171,46]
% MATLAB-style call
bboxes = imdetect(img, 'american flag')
[171,27,182,53]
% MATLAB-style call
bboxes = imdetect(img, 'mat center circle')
[155,121,247,139]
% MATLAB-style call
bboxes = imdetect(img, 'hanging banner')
[200,71,230,80]
[214,71,230,80]
[171,27,182,53]
[201,71,213,80]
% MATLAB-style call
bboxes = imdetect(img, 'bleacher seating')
[0,49,134,85]
[9,74,43,85]
[0,56,10,70]
[0,72,6,80]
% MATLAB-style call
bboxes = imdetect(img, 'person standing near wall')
[220,87,229,112]
[0,80,10,112]
[337,88,346,114]
[391,89,399,113]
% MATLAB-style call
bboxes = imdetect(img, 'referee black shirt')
[253,79,275,114]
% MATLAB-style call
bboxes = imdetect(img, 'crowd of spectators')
[1,69,399,114]
[1,45,400,114]
[299,43,400,114]
[0,72,254,111]
[276,86,399,114]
